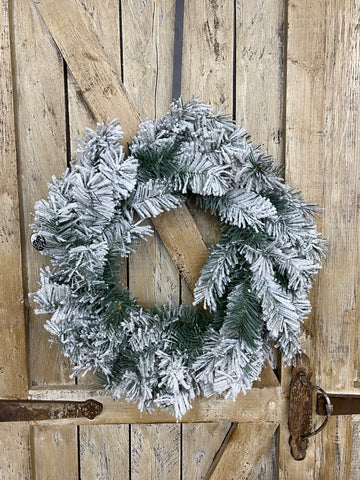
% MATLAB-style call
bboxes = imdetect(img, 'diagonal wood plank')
[205,422,279,480]
[33,0,209,292]
[33,0,141,145]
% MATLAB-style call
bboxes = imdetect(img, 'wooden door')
[1,0,359,478]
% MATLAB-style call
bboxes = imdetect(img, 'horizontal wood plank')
[27,385,282,425]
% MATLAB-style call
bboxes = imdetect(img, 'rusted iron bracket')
[288,354,333,460]
[288,355,314,460]
[317,393,360,415]
[0,399,103,422]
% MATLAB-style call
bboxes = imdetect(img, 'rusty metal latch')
[289,354,360,461]
[288,354,333,461]
[0,399,103,422]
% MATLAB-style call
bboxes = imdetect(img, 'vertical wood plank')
[12,0,72,386]
[235,3,284,478]
[249,431,278,480]
[181,0,234,306]
[131,424,180,480]
[122,0,175,120]
[121,2,181,477]
[31,425,78,479]
[280,0,326,477]
[0,423,31,480]
[181,1,235,474]
[0,0,28,398]
[182,422,231,480]
[317,4,360,479]
[319,0,360,395]
[235,0,285,161]
[123,0,179,307]
[350,417,360,479]
[79,425,130,480]
[182,0,233,112]
[282,0,360,478]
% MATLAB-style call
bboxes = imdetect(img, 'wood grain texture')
[122,0,175,120]
[235,0,285,162]
[0,423,31,480]
[0,0,28,399]
[79,424,130,480]
[279,0,327,476]
[182,421,232,480]
[131,424,180,480]
[234,3,284,477]
[150,206,209,293]
[34,0,141,146]
[27,384,282,425]
[31,425,78,479]
[249,431,278,480]
[350,417,360,479]
[205,422,279,480]
[122,0,180,308]
[281,0,360,478]
[180,0,233,302]
[12,0,72,386]
[181,0,233,112]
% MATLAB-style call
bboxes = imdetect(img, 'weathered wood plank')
[350,417,360,479]
[281,0,360,479]
[234,4,284,478]
[13,0,72,386]
[205,422,279,480]
[0,0,28,399]
[121,0,175,120]
[235,0,285,162]
[0,423,31,480]
[79,425,130,480]
[279,0,327,476]
[27,384,282,425]
[249,431,278,480]
[121,3,181,478]
[31,425,78,479]
[34,0,141,146]
[317,3,360,478]
[182,422,232,480]
[131,424,181,480]
[182,0,233,112]
[150,206,208,292]
[180,0,234,301]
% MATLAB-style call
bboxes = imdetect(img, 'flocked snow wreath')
[31,98,324,419]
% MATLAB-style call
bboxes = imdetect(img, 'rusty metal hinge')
[0,399,103,422]
[288,354,360,461]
